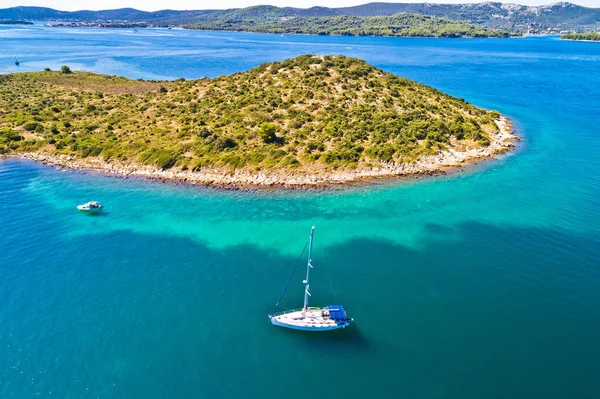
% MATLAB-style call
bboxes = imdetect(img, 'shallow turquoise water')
[2,26,600,398]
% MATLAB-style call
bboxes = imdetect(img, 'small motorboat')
[14,58,20,66]
[77,201,103,213]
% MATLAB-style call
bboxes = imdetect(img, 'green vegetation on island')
[0,55,502,173]
[186,13,514,38]
[561,32,600,41]
[0,20,33,25]
[335,2,600,33]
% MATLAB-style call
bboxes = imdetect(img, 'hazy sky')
[3,0,599,11]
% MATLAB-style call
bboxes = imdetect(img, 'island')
[47,22,148,28]
[0,20,33,25]
[185,13,515,38]
[0,55,517,189]
[560,32,600,41]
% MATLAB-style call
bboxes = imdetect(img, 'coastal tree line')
[185,13,515,38]
[561,32,600,41]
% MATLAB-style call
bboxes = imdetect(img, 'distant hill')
[185,5,340,21]
[337,2,600,31]
[1,2,599,32]
[0,5,338,25]
[0,6,214,25]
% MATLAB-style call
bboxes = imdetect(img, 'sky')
[2,0,599,11]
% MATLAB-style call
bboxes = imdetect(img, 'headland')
[0,55,518,190]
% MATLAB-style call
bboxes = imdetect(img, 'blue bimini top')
[327,305,347,320]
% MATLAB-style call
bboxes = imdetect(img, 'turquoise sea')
[1,25,600,398]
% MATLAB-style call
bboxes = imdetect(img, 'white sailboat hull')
[270,308,350,331]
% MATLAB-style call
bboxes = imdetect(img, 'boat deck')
[271,307,349,331]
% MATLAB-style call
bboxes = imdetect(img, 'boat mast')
[302,226,315,314]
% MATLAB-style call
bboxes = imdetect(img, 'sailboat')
[269,226,352,331]
[14,58,20,66]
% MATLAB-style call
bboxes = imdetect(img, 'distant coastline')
[0,20,33,25]
[184,14,516,39]
[47,22,148,29]
[1,2,598,34]
[560,32,600,42]
[41,15,514,38]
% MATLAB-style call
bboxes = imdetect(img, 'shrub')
[192,157,211,171]
[0,128,23,144]
[139,148,178,169]
[213,136,237,151]
[80,144,102,157]
[280,155,301,167]
[60,65,72,74]
[155,151,177,169]
[305,141,319,153]
[199,128,212,138]
[258,122,277,144]
[221,154,245,168]
[22,121,40,131]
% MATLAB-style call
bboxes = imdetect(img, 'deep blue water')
[1,25,600,398]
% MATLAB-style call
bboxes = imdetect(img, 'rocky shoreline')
[6,117,518,191]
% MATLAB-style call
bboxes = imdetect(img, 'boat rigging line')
[270,239,309,316]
